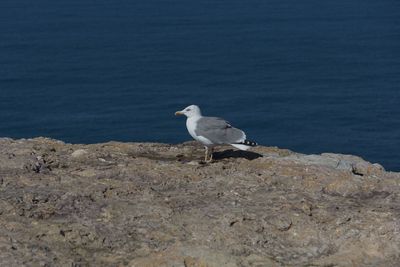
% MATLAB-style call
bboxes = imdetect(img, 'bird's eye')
[186,109,191,111]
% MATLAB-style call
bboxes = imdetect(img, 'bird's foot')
[203,148,214,163]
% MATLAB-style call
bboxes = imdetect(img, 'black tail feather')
[235,139,257,147]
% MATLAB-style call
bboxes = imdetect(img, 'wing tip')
[242,139,257,146]
[232,139,257,149]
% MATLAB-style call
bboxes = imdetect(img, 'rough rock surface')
[0,137,399,266]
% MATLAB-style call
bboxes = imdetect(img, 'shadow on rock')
[213,149,263,160]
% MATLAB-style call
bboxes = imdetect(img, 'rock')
[0,138,399,266]
[71,149,88,158]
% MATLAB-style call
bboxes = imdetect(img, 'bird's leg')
[208,147,214,162]
[204,147,209,162]
[205,147,214,163]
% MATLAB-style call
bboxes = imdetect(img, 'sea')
[1,0,400,171]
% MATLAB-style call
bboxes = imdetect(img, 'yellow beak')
[175,111,184,116]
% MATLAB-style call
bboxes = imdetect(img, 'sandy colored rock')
[71,149,88,158]
[0,137,399,266]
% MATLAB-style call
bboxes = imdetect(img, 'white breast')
[186,116,214,146]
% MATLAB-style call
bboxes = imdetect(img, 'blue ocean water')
[1,0,400,170]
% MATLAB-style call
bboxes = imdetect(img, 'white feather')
[230,144,251,151]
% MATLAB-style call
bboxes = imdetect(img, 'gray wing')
[194,117,246,144]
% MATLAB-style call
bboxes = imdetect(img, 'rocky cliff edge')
[0,137,399,266]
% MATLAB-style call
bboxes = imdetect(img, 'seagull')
[175,105,257,162]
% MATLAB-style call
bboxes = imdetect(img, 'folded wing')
[194,117,246,145]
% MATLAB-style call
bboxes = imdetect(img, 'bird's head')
[175,105,202,118]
